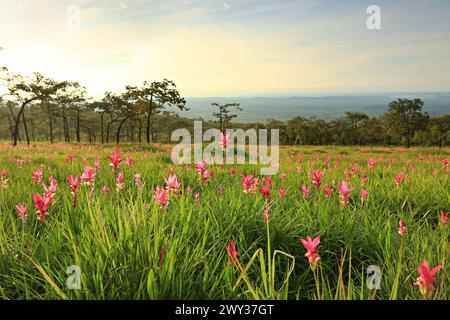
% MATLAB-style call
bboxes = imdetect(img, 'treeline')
[1,70,449,147]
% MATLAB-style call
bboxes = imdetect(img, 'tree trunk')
[22,110,30,145]
[116,116,134,144]
[100,112,105,144]
[146,95,153,143]
[13,100,31,146]
[76,109,81,143]
[138,121,142,143]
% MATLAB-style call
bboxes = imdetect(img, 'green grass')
[0,143,448,300]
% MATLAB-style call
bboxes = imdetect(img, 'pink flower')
[443,158,448,168]
[68,175,79,208]
[300,236,321,270]
[125,157,133,168]
[116,172,124,193]
[68,175,79,194]
[229,167,235,176]
[440,210,448,226]
[164,174,181,195]
[219,132,231,151]
[15,204,28,223]
[260,185,270,199]
[394,172,404,189]
[227,240,239,263]
[324,185,333,198]
[279,188,286,198]
[312,170,323,190]
[66,154,75,163]
[154,186,168,208]
[108,150,123,171]
[102,185,110,194]
[361,189,368,203]
[195,160,208,176]
[194,192,200,202]
[134,173,144,190]
[186,185,191,194]
[81,166,96,186]
[241,174,258,194]
[32,169,43,184]
[280,173,286,181]
[338,180,354,206]
[42,176,58,199]
[1,170,7,177]
[367,158,376,169]
[414,259,443,297]
[398,219,407,238]
[94,161,101,172]
[301,185,310,198]
[33,193,52,222]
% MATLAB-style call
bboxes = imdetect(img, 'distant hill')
[171,93,450,122]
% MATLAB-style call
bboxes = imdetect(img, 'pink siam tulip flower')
[367,158,376,169]
[241,174,258,194]
[301,185,310,198]
[15,204,28,223]
[94,161,101,172]
[259,185,270,199]
[165,167,174,174]
[116,172,124,193]
[32,169,43,184]
[194,192,200,202]
[186,185,191,194]
[134,173,144,190]
[324,185,333,198]
[280,173,286,181]
[154,186,168,208]
[102,185,110,194]
[338,180,354,206]
[1,170,8,188]
[414,259,443,297]
[300,235,321,270]
[66,154,75,163]
[398,219,407,238]
[42,176,58,199]
[440,210,448,226]
[261,176,272,187]
[125,157,133,168]
[229,167,235,176]
[361,189,368,203]
[81,166,96,186]
[442,158,448,168]
[296,166,301,172]
[108,150,123,171]
[219,132,231,151]
[312,170,323,190]
[361,175,367,186]
[164,174,181,195]
[227,240,239,263]
[17,159,24,168]
[394,172,404,189]
[33,193,52,222]
[68,175,79,193]
[68,175,79,208]
[195,160,208,176]
[279,188,286,198]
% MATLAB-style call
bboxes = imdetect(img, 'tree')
[385,98,429,148]
[126,79,187,143]
[429,115,450,148]
[5,73,63,146]
[54,81,86,142]
[212,102,242,132]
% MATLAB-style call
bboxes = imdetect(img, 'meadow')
[0,143,448,300]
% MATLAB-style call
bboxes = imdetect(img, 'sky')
[1,0,450,97]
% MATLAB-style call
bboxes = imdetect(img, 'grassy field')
[0,143,449,300]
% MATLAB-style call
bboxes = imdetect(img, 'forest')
[1,71,449,147]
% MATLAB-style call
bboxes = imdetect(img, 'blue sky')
[1,0,450,97]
